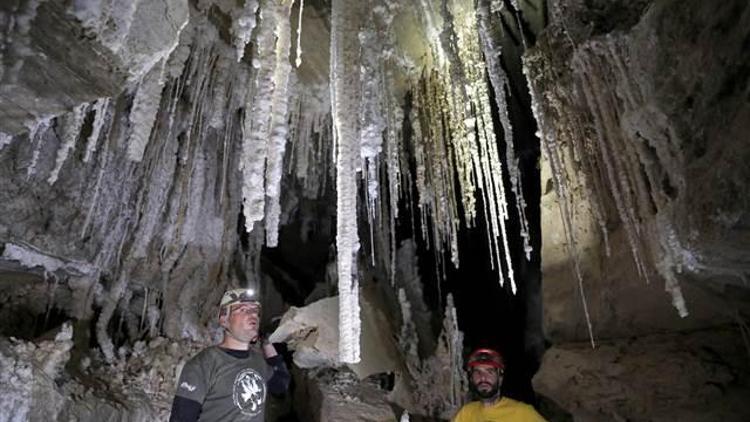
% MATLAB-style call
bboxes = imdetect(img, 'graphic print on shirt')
[232,368,266,416]
[179,381,197,392]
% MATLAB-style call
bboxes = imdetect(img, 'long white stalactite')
[240,0,281,234]
[477,0,532,260]
[294,0,304,67]
[264,0,295,247]
[331,0,362,364]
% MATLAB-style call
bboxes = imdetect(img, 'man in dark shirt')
[170,288,290,421]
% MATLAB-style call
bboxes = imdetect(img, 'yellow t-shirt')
[452,397,546,422]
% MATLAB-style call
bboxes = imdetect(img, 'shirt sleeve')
[173,356,208,404]
[168,396,202,422]
[265,355,291,395]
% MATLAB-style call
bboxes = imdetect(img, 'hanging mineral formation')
[240,0,295,240]
[330,0,363,364]
[408,0,519,292]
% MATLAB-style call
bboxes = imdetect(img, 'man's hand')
[261,337,278,358]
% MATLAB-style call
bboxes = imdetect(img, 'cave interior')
[1,0,749,420]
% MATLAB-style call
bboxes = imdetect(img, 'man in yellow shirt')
[453,348,546,422]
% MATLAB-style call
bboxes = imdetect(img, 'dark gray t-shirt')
[175,346,272,421]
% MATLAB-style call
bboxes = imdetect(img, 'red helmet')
[467,348,504,370]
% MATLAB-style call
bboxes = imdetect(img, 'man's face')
[470,364,502,399]
[222,302,261,342]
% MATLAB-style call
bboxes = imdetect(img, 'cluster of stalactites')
[239,0,296,248]
[408,0,519,293]
[568,40,688,318]
[324,0,531,362]
[523,55,596,348]
[328,0,408,363]
[522,6,693,350]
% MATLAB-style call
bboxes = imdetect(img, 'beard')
[470,380,500,400]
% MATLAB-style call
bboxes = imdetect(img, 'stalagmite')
[444,294,466,410]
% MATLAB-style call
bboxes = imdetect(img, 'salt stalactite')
[476,0,532,260]
[26,115,54,177]
[656,218,690,317]
[232,0,260,62]
[127,58,168,162]
[208,53,233,130]
[264,0,295,247]
[240,1,278,233]
[80,109,114,240]
[358,21,386,234]
[409,73,462,281]
[220,67,254,207]
[523,56,596,348]
[294,0,304,67]
[385,89,405,284]
[331,0,362,364]
[83,98,111,163]
[48,103,88,185]
[180,42,217,164]
[289,95,332,199]
[573,50,650,281]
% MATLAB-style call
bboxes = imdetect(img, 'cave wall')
[530,0,750,342]
[0,0,270,359]
[529,0,750,419]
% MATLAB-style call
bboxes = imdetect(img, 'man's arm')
[262,341,291,395]
[169,356,207,422]
[169,396,202,422]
